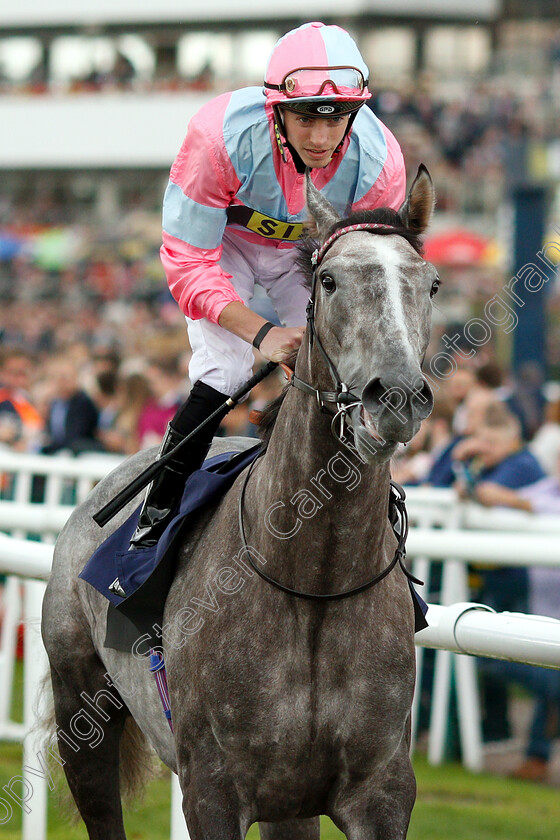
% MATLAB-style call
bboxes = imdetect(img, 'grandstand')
[0,2,500,171]
[0,1,559,381]
[1,1,558,221]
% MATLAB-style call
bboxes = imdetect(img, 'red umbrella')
[423,228,492,267]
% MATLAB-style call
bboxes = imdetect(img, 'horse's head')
[304,165,437,463]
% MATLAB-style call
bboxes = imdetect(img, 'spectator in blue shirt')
[452,400,547,744]
[423,386,500,488]
[41,357,99,455]
[452,401,545,524]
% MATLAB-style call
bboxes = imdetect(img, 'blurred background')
[0,0,559,458]
[1,3,560,829]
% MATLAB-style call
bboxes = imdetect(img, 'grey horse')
[42,166,436,840]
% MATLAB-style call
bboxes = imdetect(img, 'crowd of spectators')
[372,75,559,216]
[392,357,560,782]
[1,31,560,784]
[0,307,274,459]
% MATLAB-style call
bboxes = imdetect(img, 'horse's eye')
[430,278,440,298]
[321,275,336,295]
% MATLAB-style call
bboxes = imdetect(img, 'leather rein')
[237,221,422,601]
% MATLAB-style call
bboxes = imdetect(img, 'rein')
[237,220,422,602]
[238,456,418,601]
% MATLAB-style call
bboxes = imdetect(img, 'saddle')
[80,445,261,652]
[80,444,427,653]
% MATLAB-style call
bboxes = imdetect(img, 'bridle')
[287,222,401,443]
[238,221,422,601]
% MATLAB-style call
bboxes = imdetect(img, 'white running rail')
[1,453,560,838]
[1,533,559,840]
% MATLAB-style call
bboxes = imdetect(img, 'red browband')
[311,222,399,267]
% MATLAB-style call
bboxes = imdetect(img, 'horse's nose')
[362,373,433,441]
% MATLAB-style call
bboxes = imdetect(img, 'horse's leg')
[259,817,321,840]
[177,752,245,840]
[329,746,416,840]
[48,655,130,840]
[180,783,244,840]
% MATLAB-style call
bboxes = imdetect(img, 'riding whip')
[93,361,278,528]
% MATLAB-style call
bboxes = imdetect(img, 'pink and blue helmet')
[263,22,371,117]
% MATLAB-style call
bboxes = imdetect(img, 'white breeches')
[187,230,310,396]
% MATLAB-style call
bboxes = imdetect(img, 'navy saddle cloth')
[81,444,428,652]
[80,445,261,651]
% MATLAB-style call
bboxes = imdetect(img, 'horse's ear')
[305,169,339,241]
[399,164,435,235]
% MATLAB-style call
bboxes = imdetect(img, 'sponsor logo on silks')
[317,105,335,114]
[246,211,304,241]
[108,577,126,598]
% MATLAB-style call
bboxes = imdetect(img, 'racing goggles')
[266,66,367,99]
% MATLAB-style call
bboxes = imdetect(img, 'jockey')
[129,20,407,550]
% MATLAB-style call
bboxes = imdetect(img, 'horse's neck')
[247,346,391,582]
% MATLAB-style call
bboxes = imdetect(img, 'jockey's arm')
[161,240,305,363]
[218,301,304,363]
[162,108,303,364]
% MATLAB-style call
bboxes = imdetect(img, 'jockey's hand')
[217,303,304,363]
[259,326,305,363]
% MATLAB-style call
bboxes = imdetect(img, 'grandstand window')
[361,28,415,82]
[497,21,554,77]
[235,31,278,83]
[116,35,154,79]
[178,32,233,82]
[425,26,491,76]
[50,36,114,82]
[0,37,42,80]
[177,30,276,85]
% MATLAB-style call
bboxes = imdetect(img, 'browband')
[311,222,398,267]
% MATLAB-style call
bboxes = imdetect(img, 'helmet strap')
[272,104,361,168]
[334,109,358,154]
[273,106,287,162]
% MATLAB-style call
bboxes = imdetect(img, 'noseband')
[237,221,422,602]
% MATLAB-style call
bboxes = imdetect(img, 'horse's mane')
[255,208,423,445]
[256,349,298,445]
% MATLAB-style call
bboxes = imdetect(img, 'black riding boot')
[128,381,228,550]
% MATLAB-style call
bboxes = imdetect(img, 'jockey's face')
[281,110,350,168]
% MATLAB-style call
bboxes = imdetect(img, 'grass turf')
[0,744,559,839]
